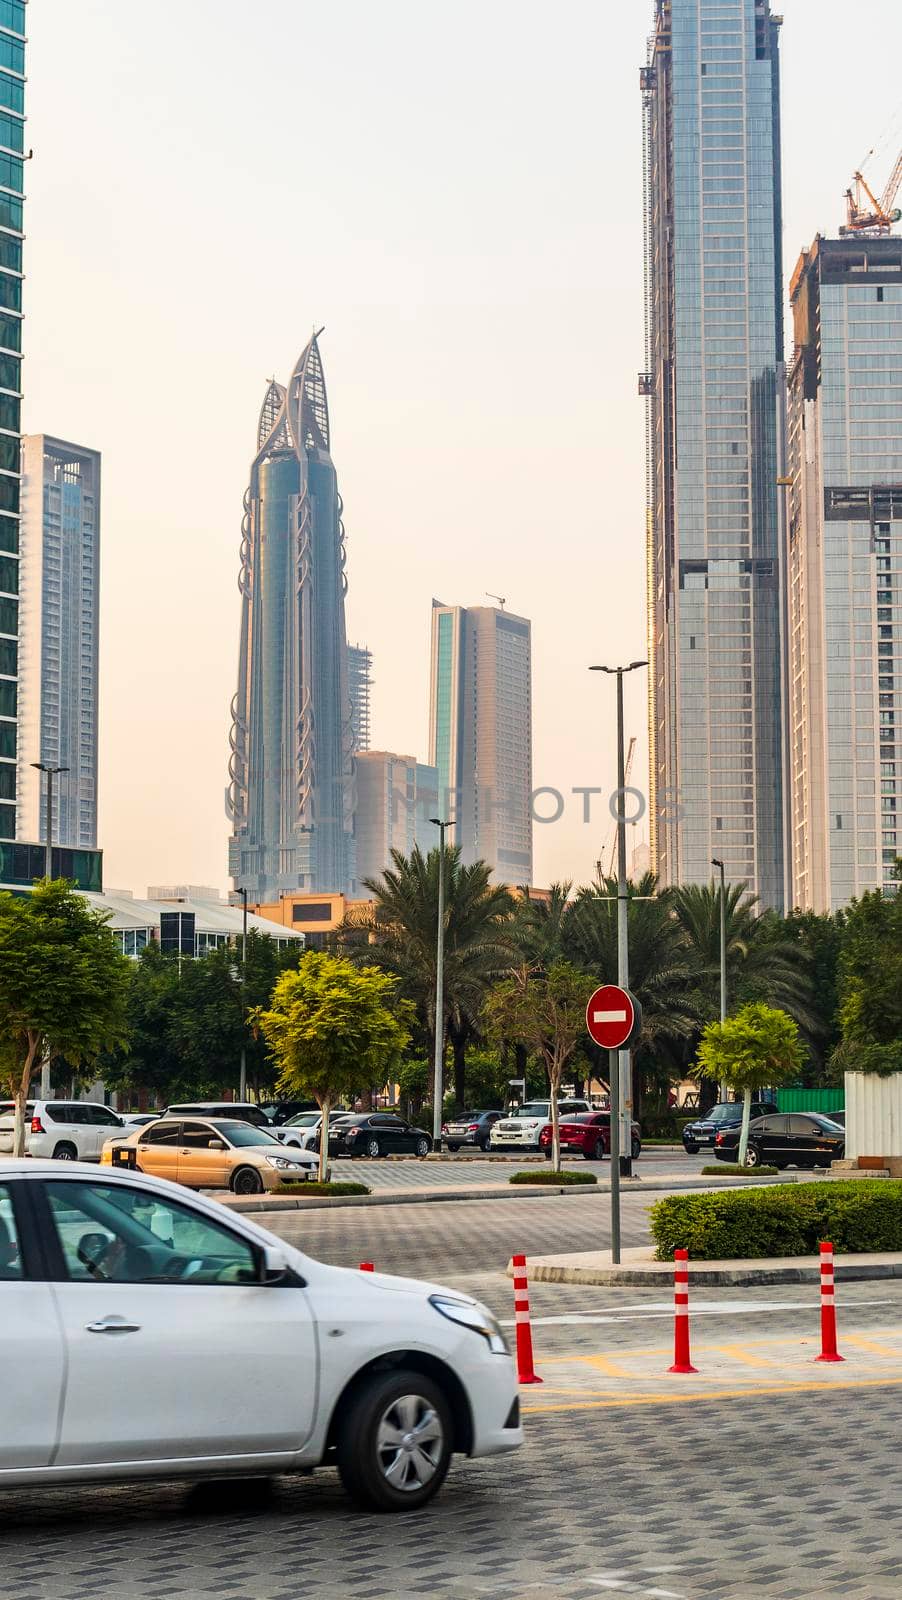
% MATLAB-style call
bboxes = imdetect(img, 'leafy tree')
[831,889,902,1077]
[484,960,594,1169]
[697,1002,804,1165]
[0,880,131,1155]
[780,909,844,1081]
[253,951,414,1180]
[673,882,817,1036]
[360,845,515,1109]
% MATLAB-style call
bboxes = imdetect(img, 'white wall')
[845,1072,902,1160]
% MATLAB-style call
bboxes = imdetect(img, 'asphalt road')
[4,1191,901,1599]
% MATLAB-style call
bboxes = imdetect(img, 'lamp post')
[589,661,647,1176]
[429,817,454,1147]
[237,887,248,1101]
[711,857,728,1099]
[30,761,69,879]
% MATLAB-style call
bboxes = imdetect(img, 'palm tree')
[672,881,818,1036]
[509,881,575,969]
[362,846,515,1108]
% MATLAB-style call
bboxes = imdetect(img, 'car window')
[284,1113,320,1128]
[788,1115,820,1135]
[44,1180,260,1286]
[756,1116,786,1134]
[215,1121,279,1148]
[0,1183,22,1280]
[87,1106,122,1127]
[48,1103,85,1125]
[180,1121,220,1149]
[139,1120,182,1146]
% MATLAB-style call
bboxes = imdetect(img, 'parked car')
[0,1159,521,1507]
[0,1101,147,1163]
[490,1100,591,1153]
[163,1101,273,1130]
[828,1108,846,1128]
[101,1116,319,1194]
[713,1112,845,1169]
[279,1111,326,1149]
[118,1113,160,1128]
[441,1111,503,1152]
[333,1115,433,1159]
[682,1100,778,1153]
[307,1113,359,1155]
[259,1100,319,1126]
[539,1111,642,1162]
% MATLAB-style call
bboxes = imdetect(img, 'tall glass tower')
[227,334,355,898]
[0,1,25,845]
[642,0,786,906]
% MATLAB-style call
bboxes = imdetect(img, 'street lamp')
[589,661,647,1178]
[429,816,455,1147]
[711,857,728,1100]
[30,762,69,879]
[236,886,248,1100]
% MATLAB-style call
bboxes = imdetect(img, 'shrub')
[650,1180,902,1261]
[509,1168,597,1186]
[276,1180,371,1197]
[700,1164,778,1177]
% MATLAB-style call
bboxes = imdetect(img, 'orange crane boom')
[841,147,902,236]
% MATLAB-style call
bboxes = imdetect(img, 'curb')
[521,1258,902,1287]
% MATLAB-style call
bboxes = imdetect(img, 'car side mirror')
[260,1243,289,1285]
[207,1139,226,1151]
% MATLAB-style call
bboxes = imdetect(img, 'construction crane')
[840,147,902,236]
[485,592,506,611]
[601,736,636,879]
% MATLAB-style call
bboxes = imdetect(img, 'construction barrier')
[511,1252,542,1385]
[359,1261,375,1272]
[668,1247,698,1374]
[815,1240,844,1363]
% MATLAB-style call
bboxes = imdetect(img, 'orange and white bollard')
[668,1247,698,1374]
[511,1252,542,1385]
[359,1261,375,1272]
[815,1240,843,1363]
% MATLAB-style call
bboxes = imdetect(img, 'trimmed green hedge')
[509,1169,598,1186]
[276,1180,371,1197]
[650,1180,902,1261]
[700,1164,778,1177]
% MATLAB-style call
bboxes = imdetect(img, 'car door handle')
[85,1316,141,1335]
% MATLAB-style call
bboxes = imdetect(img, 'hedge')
[700,1164,778,1177]
[509,1169,597,1186]
[649,1180,902,1261]
[276,1180,371,1197]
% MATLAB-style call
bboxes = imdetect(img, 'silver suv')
[0,1101,142,1162]
[489,1099,592,1152]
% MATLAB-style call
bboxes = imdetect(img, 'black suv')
[682,1100,778,1153]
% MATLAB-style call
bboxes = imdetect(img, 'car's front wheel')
[415,1136,430,1157]
[230,1165,264,1194]
[336,1368,453,1512]
[365,1137,381,1158]
[684,1142,699,1154]
[52,1141,78,1161]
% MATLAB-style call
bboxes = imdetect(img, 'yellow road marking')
[536,1324,902,1365]
[844,1333,902,1358]
[522,1374,902,1414]
[710,1343,773,1368]
[580,1353,631,1378]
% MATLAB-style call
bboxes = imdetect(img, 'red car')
[539,1111,641,1162]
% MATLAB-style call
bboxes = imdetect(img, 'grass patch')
[701,1163,778,1177]
[650,1179,902,1261]
[276,1180,371,1197]
[509,1168,598,1186]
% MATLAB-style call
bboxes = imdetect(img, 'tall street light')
[711,857,728,1100]
[590,660,647,1177]
[237,886,248,1101]
[30,761,69,879]
[429,816,455,1147]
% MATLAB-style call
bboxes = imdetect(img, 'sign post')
[586,984,642,1267]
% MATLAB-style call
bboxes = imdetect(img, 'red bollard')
[359,1261,375,1272]
[668,1247,698,1373]
[815,1240,844,1363]
[511,1252,542,1385]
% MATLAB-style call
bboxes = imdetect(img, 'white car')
[0,1160,522,1509]
[279,1112,354,1151]
[489,1099,592,1153]
[0,1101,145,1162]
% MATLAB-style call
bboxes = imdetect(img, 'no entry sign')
[586,984,641,1051]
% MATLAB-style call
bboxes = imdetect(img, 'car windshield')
[514,1103,550,1118]
[813,1116,844,1133]
[706,1105,743,1124]
[284,1112,321,1127]
[216,1122,281,1148]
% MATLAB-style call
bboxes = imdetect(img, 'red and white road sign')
[585,984,638,1051]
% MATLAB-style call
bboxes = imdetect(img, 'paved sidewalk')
[519,1242,902,1285]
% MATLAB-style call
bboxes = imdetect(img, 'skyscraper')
[17,436,101,847]
[642,0,787,905]
[354,750,438,886]
[227,334,355,898]
[787,234,902,910]
[348,643,372,752]
[0,3,26,846]
[428,601,532,884]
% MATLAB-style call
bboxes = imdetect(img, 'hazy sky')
[23,0,902,894]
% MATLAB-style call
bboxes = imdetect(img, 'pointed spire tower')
[228,333,355,897]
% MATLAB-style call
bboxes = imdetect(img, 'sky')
[22,0,902,895]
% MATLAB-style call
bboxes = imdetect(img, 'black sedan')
[682,1100,778,1153]
[713,1112,845,1169]
[332,1114,433,1159]
[441,1110,503,1152]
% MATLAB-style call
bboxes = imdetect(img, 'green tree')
[780,909,844,1081]
[360,845,515,1109]
[0,880,131,1155]
[697,1002,804,1165]
[831,889,902,1077]
[673,882,817,1036]
[484,960,594,1170]
[253,950,414,1180]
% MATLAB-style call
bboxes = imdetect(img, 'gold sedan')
[101,1116,319,1195]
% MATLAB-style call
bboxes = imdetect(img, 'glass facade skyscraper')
[642,0,786,905]
[788,235,902,910]
[17,436,101,848]
[0,1,25,844]
[227,334,355,898]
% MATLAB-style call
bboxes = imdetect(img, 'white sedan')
[0,1160,522,1510]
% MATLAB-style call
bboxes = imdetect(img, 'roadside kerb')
[218,1171,794,1215]
[514,1242,902,1287]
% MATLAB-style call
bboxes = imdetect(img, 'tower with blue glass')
[642,0,787,907]
[0,0,25,844]
[227,334,355,898]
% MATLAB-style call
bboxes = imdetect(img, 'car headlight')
[429,1294,509,1355]
[266,1155,303,1171]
